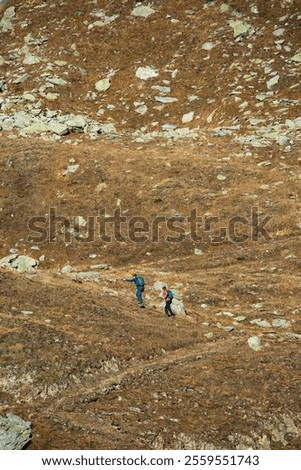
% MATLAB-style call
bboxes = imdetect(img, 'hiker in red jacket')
[163,286,175,317]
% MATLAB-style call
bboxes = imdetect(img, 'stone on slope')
[0,413,32,450]
[155,96,178,103]
[248,336,261,351]
[0,6,15,32]
[136,66,158,80]
[95,78,111,92]
[153,281,167,291]
[228,20,253,39]
[131,6,156,18]
[182,112,194,124]
[291,52,301,63]
[47,122,69,136]
[66,115,87,131]
[267,74,279,90]
[0,254,39,272]
[171,298,187,316]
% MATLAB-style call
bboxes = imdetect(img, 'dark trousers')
[165,300,174,317]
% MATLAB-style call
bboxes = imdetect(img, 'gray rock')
[47,76,68,86]
[286,332,301,340]
[14,112,31,128]
[286,118,301,130]
[155,96,178,103]
[202,42,216,51]
[267,74,279,90]
[46,92,59,101]
[273,28,285,37]
[291,52,301,63]
[47,121,69,136]
[136,66,158,80]
[204,332,214,339]
[13,73,30,84]
[0,254,39,272]
[95,78,111,92]
[0,6,15,32]
[63,164,79,175]
[20,122,49,136]
[23,52,41,65]
[171,298,187,316]
[151,85,171,94]
[90,264,109,270]
[99,123,116,134]
[250,319,272,328]
[234,316,246,322]
[216,322,235,332]
[0,413,32,450]
[272,319,290,328]
[135,104,148,115]
[131,6,156,18]
[66,115,87,131]
[23,92,36,102]
[61,265,73,273]
[153,281,167,291]
[220,3,230,12]
[228,20,254,39]
[0,78,6,91]
[182,112,194,124]
[73,272,102,281]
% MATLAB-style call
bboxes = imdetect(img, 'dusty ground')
[0,136,300,450]
[0,0,301,450]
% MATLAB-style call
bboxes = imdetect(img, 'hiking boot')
[140,304,145,308]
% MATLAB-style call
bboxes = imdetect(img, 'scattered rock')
[90,264,109,270]
[182,112,194,124]
[95,78,111,92]
[272,319,290,328]
[63,164,79,175]
[73,272,102,282]
[131,6,156,18]
[291,52,301,62]
[155,96,178,103]
[228,20,254,39]
[171,299,187,316]
[0,413,32,450]
[248,336,261,351]
[250,318,272,328]
[153,281,167,291]
[286,332,301,340]
[47,122,69,136]
[202,42,216,51]
[0,254,39,272]
[267,74,280,90]
[135,66,158,80]
[0,6,15,32]
[61,265,73,274]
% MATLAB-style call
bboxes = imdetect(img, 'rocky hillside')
[0,0,301,451]
[0,0,301,143]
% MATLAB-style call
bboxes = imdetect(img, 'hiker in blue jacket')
[124,274,145,307]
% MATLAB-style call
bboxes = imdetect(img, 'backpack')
[167,289,174,299]
[136,275,144,286]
